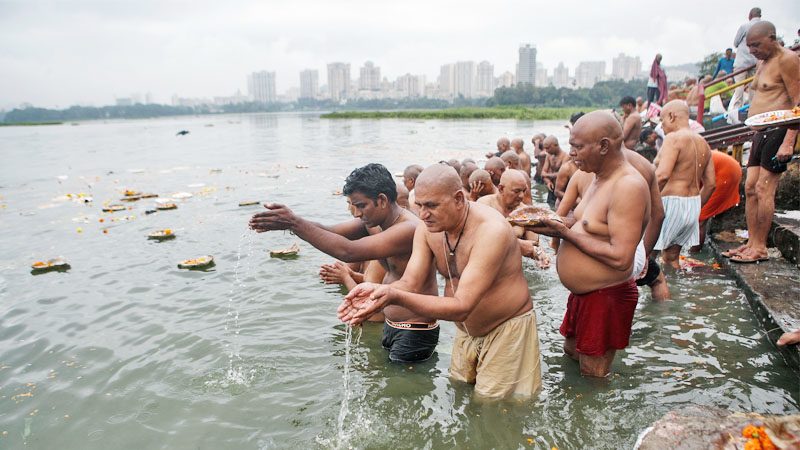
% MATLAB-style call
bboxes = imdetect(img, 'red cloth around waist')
[559,279,639,357]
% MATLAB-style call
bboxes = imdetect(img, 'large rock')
[636,406,800,449]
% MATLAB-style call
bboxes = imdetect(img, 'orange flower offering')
[741,424,776,450]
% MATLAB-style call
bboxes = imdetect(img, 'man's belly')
[383,305,434,323]
[557,243,631,294]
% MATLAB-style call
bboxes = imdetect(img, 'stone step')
[711,237,800,372]
[772,213,800,268]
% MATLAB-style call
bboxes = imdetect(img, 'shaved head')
[485,156,505,171]
[416,164,462,197]
[499,168,526,186]
[748,20,776,39]
[469,168,492,185]
[501,150,520,168]
[661,100,690,133]
[511,138,524,151]
[572,110,623,146]
[497,137,510,151]
[459,162,478,189]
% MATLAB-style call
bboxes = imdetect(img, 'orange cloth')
[700,151,742,221]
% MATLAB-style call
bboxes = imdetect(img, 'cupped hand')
[337,282,393,326]
[248,203,296,232]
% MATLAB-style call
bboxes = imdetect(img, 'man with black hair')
[636,128,658,163]
[619,96,642,150]
[249,163,440,363]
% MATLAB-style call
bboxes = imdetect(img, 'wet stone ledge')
[710,235,800,372]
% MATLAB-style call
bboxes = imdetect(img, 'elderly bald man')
[459,162,479,192]
[725,20,800,264]
[485,137,511,159]
[339,163,542,399]
[541,136,570,206]
[478,170,549,268]
[511,138,532,177]
[654,100,715,269]
[525,111,650,378]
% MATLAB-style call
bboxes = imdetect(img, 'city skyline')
[1,0,798,108]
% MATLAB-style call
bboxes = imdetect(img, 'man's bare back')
[655,128,713,198]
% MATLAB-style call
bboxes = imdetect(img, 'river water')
[0,113,797,449]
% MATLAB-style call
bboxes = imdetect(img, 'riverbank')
[320,106,590,120]
[0,121,63,126]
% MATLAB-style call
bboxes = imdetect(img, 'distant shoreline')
[320,107,590,120]
[0,121,63,127]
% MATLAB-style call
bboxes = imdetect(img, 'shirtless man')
[484,156,507,186]
[556,148,669,301]
[654,100,716,269]
[511,138,532,177]
[478,170,548,267]
[459,162,478,192]
[486,137,511,159]
[531,133,547,183]
[500,150,521,170]
[541,136,570,206]
[724,21,800,264]
[467,169,497,201]
[250,163,440,363]
[554,158,578,205]
[620,96,642,150]
[528,111,650,377]
[338,164,542,398]
[396,182,410,210]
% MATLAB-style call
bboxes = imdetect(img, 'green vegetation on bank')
[0,121,63,126]
[321,107,589,120]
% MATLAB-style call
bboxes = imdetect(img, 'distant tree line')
[487,79,648,108]
[3,97,487,124]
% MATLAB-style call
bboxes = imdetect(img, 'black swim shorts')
[382,322,439,363]
[636,256,662,287]
[748,127,791,174]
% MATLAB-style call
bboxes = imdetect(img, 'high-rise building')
[438,64,455,99]
[496,71,515,88]
[535,63,548,87]
[359,61,381,91]
[327,63,351,101]
[476,61,494,97]
[611,53,642,81]
[574,61,606,88]
[454,61,475,99]
[396,73,425,98]
[553,62,569,88]
[516,44,537,85]
[299,69,319,99]
[248,71,277,103]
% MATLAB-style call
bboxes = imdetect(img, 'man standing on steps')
[249,163,440,364]
[724,21,800,263]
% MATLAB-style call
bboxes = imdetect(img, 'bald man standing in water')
[511,138,532,177]
[528,111,650,377]
[250,163,441,364]
[654,100,715,269]
[338,164,542,399]
[541,136,570,206]
[478,170,549,267]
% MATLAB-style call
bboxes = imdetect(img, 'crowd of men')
[248,17,799,400]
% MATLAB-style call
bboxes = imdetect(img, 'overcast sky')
[1,0,798,109]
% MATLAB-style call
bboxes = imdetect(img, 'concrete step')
[711,237,800,372]
[772,213,800,268]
